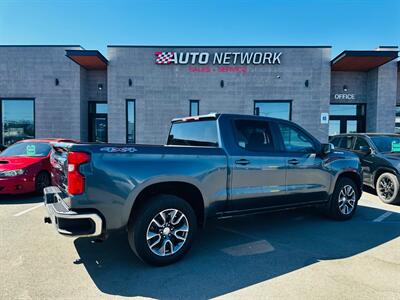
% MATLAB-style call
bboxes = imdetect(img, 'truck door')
[228,119,287,211]
[276,122,330,204]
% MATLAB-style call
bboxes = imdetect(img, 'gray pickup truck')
[44,113,362,266]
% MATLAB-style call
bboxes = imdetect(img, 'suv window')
[234,120,275,152]
[330,137,342,148]
[167,120,219,147]
[353,137,369,151]
[338,136,354,149]
[278,123,315,153]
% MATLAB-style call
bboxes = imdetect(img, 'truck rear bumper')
[44,186,103,237]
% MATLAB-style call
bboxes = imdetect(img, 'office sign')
[334,93,355,100]
[155,51,282,65]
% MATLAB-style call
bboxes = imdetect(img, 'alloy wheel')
[378,176,395,201]
[338,185,356,215]
[146,208,189,257]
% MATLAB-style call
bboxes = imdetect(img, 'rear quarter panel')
[69,145,228,230]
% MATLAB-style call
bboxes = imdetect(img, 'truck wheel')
[376,173,400,204]
[128,194,197,266]
[328,177,359,220]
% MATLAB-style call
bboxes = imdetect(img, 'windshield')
[370,136,400,153]
[0,142,51,157]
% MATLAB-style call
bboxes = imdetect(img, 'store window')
[2,99,34,146]
[189,100,199,116]
[88,102,108,143]
[254,101,291,120]
[329,104,365,137]
[126,99,136,143]
[395,106,400,134]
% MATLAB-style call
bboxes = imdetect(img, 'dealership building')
[0,45,398,145]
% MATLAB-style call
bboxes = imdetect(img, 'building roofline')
[65,50,108,64]
[107,45,332,49]
[65,49,108,70]
[331,50,398,65]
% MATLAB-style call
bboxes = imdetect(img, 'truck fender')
[121,176,207,227]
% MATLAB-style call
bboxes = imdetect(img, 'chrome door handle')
[235,159,250,165]
[288,159,299,165]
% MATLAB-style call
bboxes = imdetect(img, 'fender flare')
[120,176,207,226]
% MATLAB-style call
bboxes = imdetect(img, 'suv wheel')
[376,173,400,204]
[328,177,359,220]
[128,194,197,266]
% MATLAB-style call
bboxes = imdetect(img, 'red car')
[0,139,75,194]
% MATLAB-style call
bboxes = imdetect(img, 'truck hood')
[0,156,45,171]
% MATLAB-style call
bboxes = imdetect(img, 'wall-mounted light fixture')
[220,80,224,88]
[98,83,103,91]
[55,78,59,86]
[128,78,133,87]
[343,85,348,92]
[304,80,309,88]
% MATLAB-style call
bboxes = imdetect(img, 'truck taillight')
[67,151,90,195]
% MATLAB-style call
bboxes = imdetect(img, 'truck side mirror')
[321,143,334,155]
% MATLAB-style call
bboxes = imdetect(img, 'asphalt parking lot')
[1,193,399,299]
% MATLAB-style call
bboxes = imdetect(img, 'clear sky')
[0,0,399,57]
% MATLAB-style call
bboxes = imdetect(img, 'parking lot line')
[372,211,393,223]
[14,203,43,217]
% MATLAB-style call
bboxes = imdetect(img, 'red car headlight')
[0,168,26,177]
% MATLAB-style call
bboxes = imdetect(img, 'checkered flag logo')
[155,52,175,64]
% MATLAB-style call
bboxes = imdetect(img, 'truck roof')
[332,133,400,137]
[171,113,284,123]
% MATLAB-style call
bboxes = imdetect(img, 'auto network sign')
[155,51,282,65]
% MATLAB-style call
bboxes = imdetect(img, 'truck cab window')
[167,120,219,147]
[353,137,369,151]
[278,123,315,153]
[338,136,354,149]
[234,120,275,152]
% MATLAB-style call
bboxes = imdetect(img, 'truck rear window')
[167,120,219,147]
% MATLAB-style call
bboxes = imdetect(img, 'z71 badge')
[100,147,138,153]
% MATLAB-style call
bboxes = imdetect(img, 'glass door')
[88,102,108,142]
[329,104,366,137]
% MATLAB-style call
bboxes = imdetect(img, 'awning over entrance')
[66,50,108,70]
[331,50,398,71]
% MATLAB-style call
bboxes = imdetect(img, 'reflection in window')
[329,120,340,136]
[167,120,218,147]
[189,100,199,116]
[396,106,400,134]
[2,100,34,146]
[89,102,108,114]
[126,100,135,143]
[329,104,365,116]
[278,123,315,153]
[254,101,291,120]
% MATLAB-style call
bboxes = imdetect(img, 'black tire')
[35,171,51,195]
[128,194,197,266]
[327,177,359,220]
[376,172,400,204]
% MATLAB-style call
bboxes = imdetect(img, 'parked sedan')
[0,139,75,195]
[330,133,400,204]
